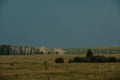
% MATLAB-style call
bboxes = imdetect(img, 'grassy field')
[0,54,120,80]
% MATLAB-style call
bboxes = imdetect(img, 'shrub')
[68,55,118,63]
[73,57,83,63]
[90,56,107,62]
[117,58,120,62]
[48,52,52,54]
[55,52,59,54]
[55,57,64,63]
[82,57,91,62]
[40,52,44,54]
[107,57,117,62]
[35,51,44,54]
[10,62,14,66]
[68,59,74,63]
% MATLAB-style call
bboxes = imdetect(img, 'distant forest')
[0,45,120,55]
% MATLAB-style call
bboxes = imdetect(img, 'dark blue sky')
[0,0,120,48]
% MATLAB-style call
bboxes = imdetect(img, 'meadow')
[0,54,120,80]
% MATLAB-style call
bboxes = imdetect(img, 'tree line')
[63,47,120,54]
[55,49,120,63]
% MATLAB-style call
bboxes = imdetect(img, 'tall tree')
[86,49,93,57]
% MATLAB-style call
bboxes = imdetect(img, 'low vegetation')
[68,49,119,63]
[55,57,64,63]
[0,54,120,80]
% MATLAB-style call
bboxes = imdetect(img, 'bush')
[107,57,117,62]
[82,57,91,62]
[68,59,74,63]
[55,57,64,63]
[10,62,14,66]
[35,51,44,54]
[90,56,107,62]
[73,57,83,63]
[117,58,120,62]
[55,52,59,54]
[68,55,118,63]
[40,52,44,54]
[48,52,52,54]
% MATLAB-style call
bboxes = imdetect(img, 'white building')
[53,48,64,54]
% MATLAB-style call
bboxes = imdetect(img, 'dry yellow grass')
[0,54,120,80]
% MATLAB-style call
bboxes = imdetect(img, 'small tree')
[86,49,93,58]
[55,57,64,63]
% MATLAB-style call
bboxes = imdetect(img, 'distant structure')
[38,46,50,54]
[1,45,120,55]
[53,48,64,54]
[0,45,65,55]
[38,46,65,54]
[0,45,35,55]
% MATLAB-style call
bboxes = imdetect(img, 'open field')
[0,54,120,80]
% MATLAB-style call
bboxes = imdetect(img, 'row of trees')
[68,49,119,63]
[55,49,120,63]
[64,47,120,54]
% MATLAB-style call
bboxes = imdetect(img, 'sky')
[0,0,120,48]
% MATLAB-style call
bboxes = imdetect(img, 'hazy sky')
[0,0,120,48]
